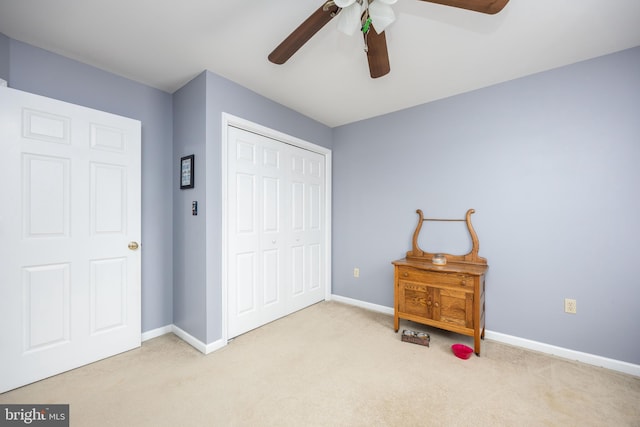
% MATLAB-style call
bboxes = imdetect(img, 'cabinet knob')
[402,272,408,277]
[434,302,439,308]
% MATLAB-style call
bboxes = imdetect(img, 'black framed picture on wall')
[180,155,194,189]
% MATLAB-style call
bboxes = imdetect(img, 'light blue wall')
[6,39,175,333]
[172,73,208,342]
[332,46,640,364]
[0,33,8,81]
[171,70,333,344]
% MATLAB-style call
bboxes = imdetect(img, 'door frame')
[220,113,332,344]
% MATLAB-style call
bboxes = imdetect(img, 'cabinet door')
[435,288,473,328]
[399,281,434,318]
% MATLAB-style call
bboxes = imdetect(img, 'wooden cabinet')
[393,259,487,354]
[393,209,488,355]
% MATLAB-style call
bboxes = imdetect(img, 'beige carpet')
[1,301,639,426]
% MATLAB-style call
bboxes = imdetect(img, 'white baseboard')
[142,324,227,355]
[170,325,208,354]
[485,331,640,377]
[141,325,173,342]
[331,294,640,377]
[203,338,227,354]
[330,294,394,315]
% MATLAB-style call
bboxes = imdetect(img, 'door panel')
[309,243,321,291]
[291,246,304,295]
[236,253,256,315]
[236,173,255,233]
[92,163,126,234]
[23,154,70,237]
[90,257,127,333]
[0,87,141,393]
[22,108,70,144]
[23,264,70,351]
[291,181,304,230]
[263,249,279,306]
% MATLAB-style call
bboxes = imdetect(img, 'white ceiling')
[1,0,639,127]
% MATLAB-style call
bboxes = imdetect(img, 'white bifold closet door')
[0,87,141,393]
[227,125,326,338]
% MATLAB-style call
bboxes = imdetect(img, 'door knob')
[128,241,140,250]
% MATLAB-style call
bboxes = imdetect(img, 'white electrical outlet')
[353,267,360,278]
[564,298,577,314]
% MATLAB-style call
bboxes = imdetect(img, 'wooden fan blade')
[418,0,509,14]
[366,29,390,78]
[268,3,339,64]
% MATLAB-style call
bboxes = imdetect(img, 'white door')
[0,87,141,393]
[227,126,325,338]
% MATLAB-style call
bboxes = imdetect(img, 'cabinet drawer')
[397,266,473,288]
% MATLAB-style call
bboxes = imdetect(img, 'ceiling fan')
[268,0,509,78]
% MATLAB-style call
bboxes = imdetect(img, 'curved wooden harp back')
[406,209,487,265]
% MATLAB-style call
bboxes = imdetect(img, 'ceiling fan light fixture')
[368,0,397,33]
[335,0,366,36]
[333,0,358,6]
[335,0,397,36]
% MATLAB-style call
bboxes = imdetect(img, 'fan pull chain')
[361,5,372,53]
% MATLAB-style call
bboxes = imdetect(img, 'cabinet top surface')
[392,258,488,275]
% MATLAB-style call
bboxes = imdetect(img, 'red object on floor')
[451,344,474,359]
